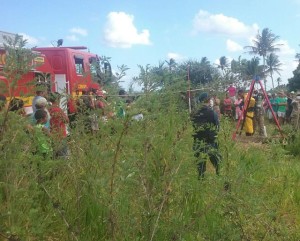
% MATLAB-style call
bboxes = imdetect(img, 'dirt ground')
[232,127,286,149]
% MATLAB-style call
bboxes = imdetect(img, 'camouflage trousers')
[254,107,265,136]
[291,112,300,130]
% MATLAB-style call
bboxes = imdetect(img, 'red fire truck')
[32,45,106,114]
[1,31,107,114]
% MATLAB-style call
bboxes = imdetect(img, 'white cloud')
[69,27,88,36]
[66,35,79,42]
[192,10,258,38]
[167,52,186,62]
[274,40,297,84]
[104,11,151,48]
[226,39,243,52]
[19,33,39,46]
[278,40,296,56]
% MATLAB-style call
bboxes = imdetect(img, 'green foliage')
[133,64,166,93]
[287,63,300,91]
[244,27,282,90]
[178,58,218,88]
[265,53,282,89]
[1,92,300,240]
[283,125,300,157]
[90,55,113,87]
[0,34,38,140]
[0,34,37,98]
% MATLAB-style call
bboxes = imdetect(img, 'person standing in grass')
[67,94,78,128]
[227,83,236,102]
[286,91,294,124]
[48,92,70,158]
[77,89,98,132]
[33,97,51,129]
[32,86,47,113]
[238,89,256,136]
[212,94,221,119]
[267,93,278,123]
[223,93,233,118]
[234,94,243,121]
[276,91,287,126]
[191,92,221,179]
[33,109,53,158]
[291,91,300,130]
[116,89,127,118]
[254,90,266,137]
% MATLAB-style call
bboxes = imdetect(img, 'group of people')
[0,90,69,158]
[209,84,245,122]
[209,84,300,136]
[2,83,300,179]
[29,87,130,158]
[267,91,300,130]
[0,85,144,160]
[67,88,108,133]
[191,84,300,179]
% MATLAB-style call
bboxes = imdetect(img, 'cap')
[198,92,209,103]
[35,97,48,107]
[291,91,295,94]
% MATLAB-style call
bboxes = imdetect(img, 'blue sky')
[2,0,300,90]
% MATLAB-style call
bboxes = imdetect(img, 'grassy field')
[0,92,300,241]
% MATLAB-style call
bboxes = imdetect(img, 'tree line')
[107,27,299,95]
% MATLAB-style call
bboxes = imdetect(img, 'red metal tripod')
[232,77,284,140]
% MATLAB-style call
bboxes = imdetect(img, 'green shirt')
[276,97,287,112]
[270,98,278,112]
[34,124,52,156]
[116,100,126,118]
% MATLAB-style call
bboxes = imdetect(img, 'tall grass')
[1,92,300,240]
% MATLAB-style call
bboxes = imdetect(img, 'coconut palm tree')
[165,58,176,72]
[200,57,210,67]
[216,56,229,74]
[179,57,215,86]
[276,77,282,87]
[244,28,282,90]
[231,56,248,85]
[245,57,264,80]
[265,53,282,89]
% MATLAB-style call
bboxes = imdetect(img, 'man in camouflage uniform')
[291,91,300,130]
[254,90,266,137]
[191,92,221,179]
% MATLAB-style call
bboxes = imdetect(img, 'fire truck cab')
[32,46,103,115]
[1,30,104,114]
[33,46,101,97]
[2,46,102,114]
